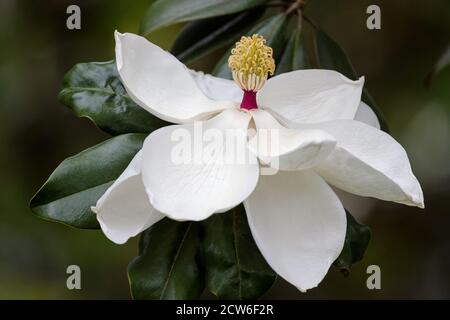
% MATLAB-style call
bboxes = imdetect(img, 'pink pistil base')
[240,90,258,110]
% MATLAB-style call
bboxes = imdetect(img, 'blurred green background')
[0,0,449,299]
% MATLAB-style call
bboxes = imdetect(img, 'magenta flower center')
[240,90,258,110]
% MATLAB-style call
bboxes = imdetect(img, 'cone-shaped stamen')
[228,34,275,93]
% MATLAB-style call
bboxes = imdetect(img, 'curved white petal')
[190,70,242,103]
[248,109,336,170]
[115,31,234,124]
[258,69,364,124]
[91,151,165,244]
[141,109,259,221]
[244,170,346,292]
[310,120,424,208]
[354,101,380,129]
[332,187,376,222]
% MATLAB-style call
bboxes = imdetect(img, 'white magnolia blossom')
[92,31,424,292]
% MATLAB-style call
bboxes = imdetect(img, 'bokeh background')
[0,0,449,299]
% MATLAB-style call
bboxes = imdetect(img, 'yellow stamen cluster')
[228,34,275,91]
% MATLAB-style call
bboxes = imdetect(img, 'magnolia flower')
[92,31,423,292]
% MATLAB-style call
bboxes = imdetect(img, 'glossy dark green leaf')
[172,8,265,64]
[426,45,450,86]
[213,13,289,79]
[314,29,357,80]
[129,219,204,300]
[276,23,311,75]
[140,0,268,35]
[334,210,371,272]
[202,205,276,299]
[212,48,235,79]
[58,60,168,135]
[434,45,450,75]
[313,29,389,132]
[30,134,145,229]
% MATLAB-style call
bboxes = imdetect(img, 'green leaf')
[426,45,450,86]
[58,60,168,136]
[30,134,145,229]
[213,13,289,79]
[334,210,371,272]
[128,219,204,300]
[140,0,268,36]
[313,29,389,132]
[172,8,265,64]
[276,23,311,75]
[434,45,450,75]
[202,205,276,299]
[314,29,357,80]
[212,49,234,79]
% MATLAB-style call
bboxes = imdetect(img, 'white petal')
[115,31,233,124]
[332,187,376,222]
[141,109,259,221]
[354,101,381,129]
[92,151,165,244]
[258,69,364,124]
[190,70,242,103]
[248,109,336,170]
[244,170,346,292]
[310,120,424,208]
